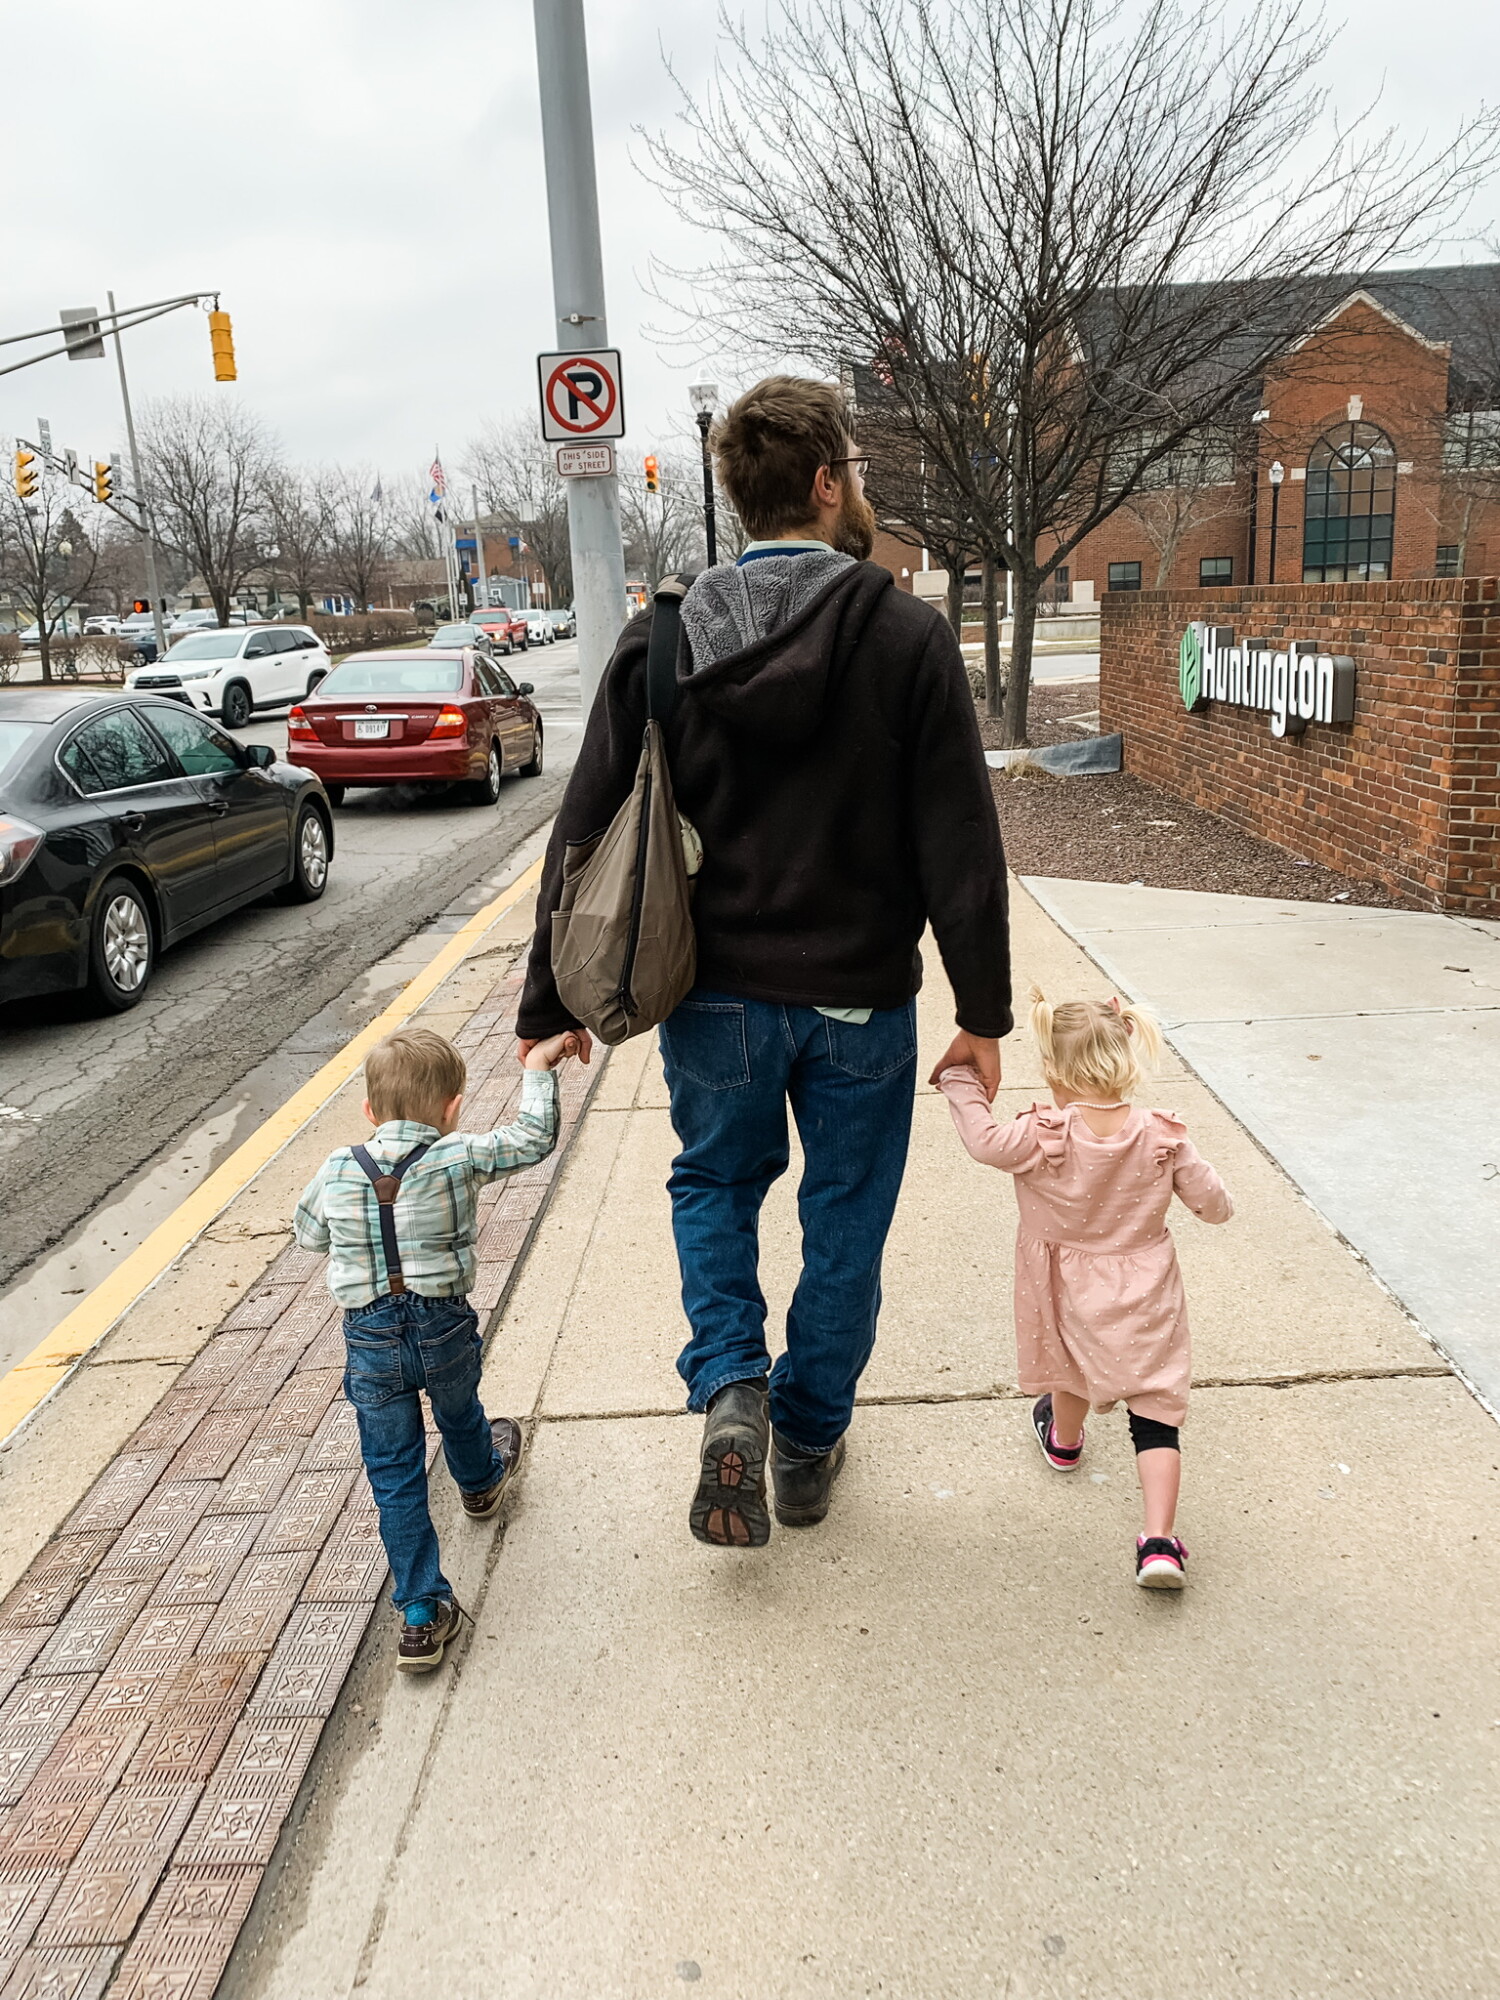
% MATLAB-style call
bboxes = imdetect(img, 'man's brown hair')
[365,1028,467,1124]
[713,375,853,538]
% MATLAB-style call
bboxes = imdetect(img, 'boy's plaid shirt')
[294,1069,559,1307]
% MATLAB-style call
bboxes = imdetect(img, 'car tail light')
[0,814,45,887]
[430,706,468,738]
[287,705,317,740]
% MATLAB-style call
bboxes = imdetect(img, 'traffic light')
[644,454,659,495]
[208,310,237,382]
[13,449,38,500]
[93,461,113,504]
[132,599,150,615]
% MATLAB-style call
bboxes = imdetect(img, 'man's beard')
[832,483,877,561]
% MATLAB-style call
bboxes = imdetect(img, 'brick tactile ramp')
[0,967,601,1993]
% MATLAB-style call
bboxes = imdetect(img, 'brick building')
[1059,264,1500,598]
[1099,577,1500,915]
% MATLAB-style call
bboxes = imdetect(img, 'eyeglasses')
[827,454,871,477]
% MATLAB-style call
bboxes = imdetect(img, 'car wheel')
[519,724,543,778]
[220,680,252,730]
[276,802,331,903]
[306,670,326,696]
[88,875,155,1012]
[469,740,503,806]
[323,783,346,808]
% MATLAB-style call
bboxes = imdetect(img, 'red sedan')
[286,648,543,807]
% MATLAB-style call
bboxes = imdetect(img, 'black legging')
[1128,1409,1180,1454]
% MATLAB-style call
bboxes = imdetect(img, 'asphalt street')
[0,638,583,1312]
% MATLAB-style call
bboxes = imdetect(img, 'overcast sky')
[2,0,1495,492]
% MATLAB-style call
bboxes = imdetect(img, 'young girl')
[937,990,1232,1588]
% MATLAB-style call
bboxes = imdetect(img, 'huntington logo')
[1179,622,1355,739]
[1178,623,1204,711]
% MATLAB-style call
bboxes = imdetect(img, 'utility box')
[911,569,951,622]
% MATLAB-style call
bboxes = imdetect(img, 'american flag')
[429,456,446,498]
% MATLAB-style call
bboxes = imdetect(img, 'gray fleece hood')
[680,550,854,671]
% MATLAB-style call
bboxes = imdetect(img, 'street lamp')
[1267,459,1285,585]
[690,382,719,566]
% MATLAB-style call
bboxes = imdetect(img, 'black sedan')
[0,690,334,1012]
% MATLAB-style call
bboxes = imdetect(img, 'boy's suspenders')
[349,1142,432,1296]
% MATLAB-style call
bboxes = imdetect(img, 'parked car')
[166,609,221,639]
[466,607,528,654]
[285,648,542,807]
[429,621,497,655]
[125,625,331,730]
[0,690,333,1011]
[18,616,85,649]
[84,616,124,636]
[548,606,577,639]
[520,609,556,646]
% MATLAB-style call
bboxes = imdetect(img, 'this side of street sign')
[538,348,625,442]
[555,442,616,478]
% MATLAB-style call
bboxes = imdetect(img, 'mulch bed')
[978,689,1421,910]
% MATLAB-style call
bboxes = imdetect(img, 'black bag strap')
[646,572,696,725]
[350,1141,432,1297]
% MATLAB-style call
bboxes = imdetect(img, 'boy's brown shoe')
[461,1418,524,1520]
[397,1598,465,1674]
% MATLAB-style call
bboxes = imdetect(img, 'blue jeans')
[659,990,917,1455]
[341,1292,505,1615]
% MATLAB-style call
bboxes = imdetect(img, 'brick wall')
[1099,578,1500,913]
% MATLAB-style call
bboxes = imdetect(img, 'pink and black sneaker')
[1031,1394,1084,1471]
[1136,1535,1189,1589]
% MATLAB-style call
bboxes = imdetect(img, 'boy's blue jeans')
[659,990,918,1455]
[341,1292,505,1616]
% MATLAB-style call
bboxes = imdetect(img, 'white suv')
[126,624,331,730]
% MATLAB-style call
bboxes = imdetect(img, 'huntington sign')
[1179,623,1356,739]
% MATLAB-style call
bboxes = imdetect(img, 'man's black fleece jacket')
[516,560,1012,1041]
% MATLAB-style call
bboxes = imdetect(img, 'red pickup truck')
[466,607,528,654]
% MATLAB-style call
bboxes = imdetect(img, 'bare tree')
[323,470,393,610]
[464,418,573,606]
[620,449,707,589]
[88,519,149,617]
[0,481,99,682]
[140,396,274,625]
[262,467,333,615]
[1120,431,1249,586]
[647,0,1500,741]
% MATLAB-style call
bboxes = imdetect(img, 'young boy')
[294,1023,576,1673]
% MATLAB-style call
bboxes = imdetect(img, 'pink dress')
[938,1069,1233,1425]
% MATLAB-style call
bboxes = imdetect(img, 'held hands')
[929,1030,1002,1101]
[520,1030,590,1072]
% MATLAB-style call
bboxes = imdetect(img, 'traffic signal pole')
[532,0,626,715]
[107,290,168,658]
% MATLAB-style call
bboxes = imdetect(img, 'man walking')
[518,375,1011,1546]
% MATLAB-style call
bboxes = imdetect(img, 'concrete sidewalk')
[223,884,1499,2000]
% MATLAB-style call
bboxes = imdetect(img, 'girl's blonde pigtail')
[1117,1002,1163,1074]
[1028,985,1056,1075]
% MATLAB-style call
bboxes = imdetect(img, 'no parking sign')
[537,349,625,442]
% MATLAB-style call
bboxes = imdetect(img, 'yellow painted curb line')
[0,857,545,1447]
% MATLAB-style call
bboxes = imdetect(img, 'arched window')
[1302,422,1397,582]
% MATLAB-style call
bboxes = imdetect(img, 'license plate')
[354,719,390,739]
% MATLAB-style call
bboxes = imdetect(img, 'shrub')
[0,634,19,683]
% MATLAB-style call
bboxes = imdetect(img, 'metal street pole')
[470,486,488,609]
[533,0,626,714]
[695,411,717,566]
[1268,460,1285,585]
[107,289,168,656]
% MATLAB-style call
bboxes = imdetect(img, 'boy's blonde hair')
[1029,986,1162,1102]
[365,1028,467,1124]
